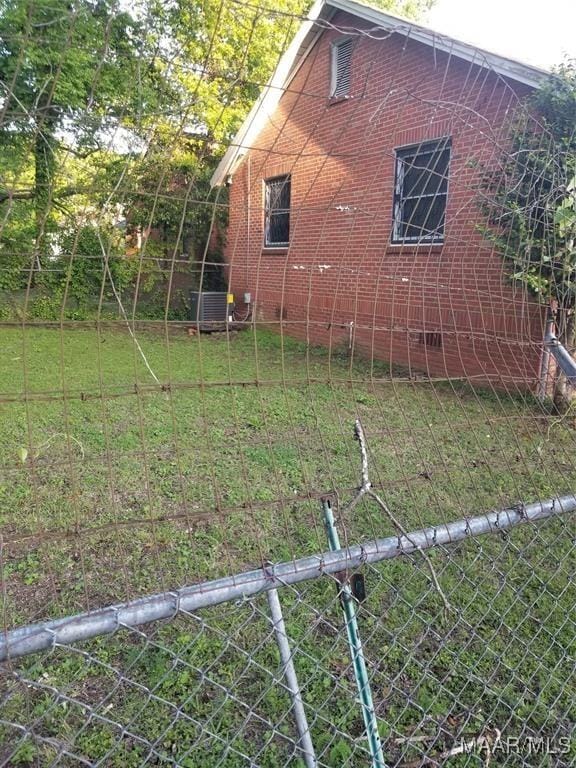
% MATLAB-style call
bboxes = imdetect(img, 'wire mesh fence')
[2,495,575,766]
[1,0,576,764]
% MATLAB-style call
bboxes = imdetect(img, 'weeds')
[1,327,575,765]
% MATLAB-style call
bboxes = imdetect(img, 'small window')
[392,138,451,244]
[330,37,353,98]
[264,175,291,247]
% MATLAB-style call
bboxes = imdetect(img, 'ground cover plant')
[1,326,575,766]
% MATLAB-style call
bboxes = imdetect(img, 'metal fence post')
[321,498,386,768]
[266,587,317,768]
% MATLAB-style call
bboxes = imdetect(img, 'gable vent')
[331,38,353,98]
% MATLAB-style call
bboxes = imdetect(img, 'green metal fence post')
[321,497,386,768]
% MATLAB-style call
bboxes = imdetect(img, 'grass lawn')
[1,325,575,766]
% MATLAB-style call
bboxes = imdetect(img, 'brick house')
[212,0,550,389]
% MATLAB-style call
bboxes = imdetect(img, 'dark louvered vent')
[332,38,353,98]
[419,332,443,348]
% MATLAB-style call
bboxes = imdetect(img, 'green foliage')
[0,203,36,290]
[39,225,136,307]
[0,0,436,316]
[0,0,165,268]
[0,0,165,150]
[0,133,36,289]
[482,60,576,312]
[8,739,37,765]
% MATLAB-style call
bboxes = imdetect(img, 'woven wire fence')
[2,494,576,767]
[1,0,576,765]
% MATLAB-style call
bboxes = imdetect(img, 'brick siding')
[224,11,546,391]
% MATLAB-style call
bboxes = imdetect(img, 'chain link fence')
[2,494,575,766]
[2,0,576,765]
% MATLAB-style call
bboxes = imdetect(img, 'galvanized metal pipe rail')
[545,332,576,385]
[266,588,317,768]
[1,495,575,661]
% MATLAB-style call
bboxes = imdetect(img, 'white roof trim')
[211,0,549,187]
[330,0,548,86]
[211,0,326,188]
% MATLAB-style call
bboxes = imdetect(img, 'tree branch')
[0,186,83,205]
[344,419,452,614]
[0,189,35,204]
[58,141,102,159]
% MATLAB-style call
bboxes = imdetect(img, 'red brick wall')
[224,12,546,390]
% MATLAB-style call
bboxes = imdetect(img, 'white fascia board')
[328,0,549,88]
[210,0,326,188]
[211,0,549,187]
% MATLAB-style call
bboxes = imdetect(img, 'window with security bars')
[392,138,451,243]
[330,37,353,98]
[264,175,291,247]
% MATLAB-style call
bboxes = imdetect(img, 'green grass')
[1,326,575,766]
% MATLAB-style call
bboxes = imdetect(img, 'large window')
[392,138,451,244]
[330,37,353,98]
[264,175,291,247]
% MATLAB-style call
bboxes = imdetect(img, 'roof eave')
[211,0,549,188]
[210,0,328,188]
[328,0,548,88]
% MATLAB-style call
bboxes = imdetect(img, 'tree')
[0,0,162,266]
[125,0,437,290]
[482,61,576,409]
[0,0,436,313]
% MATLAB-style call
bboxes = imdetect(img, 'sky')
[424,0,576,70]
